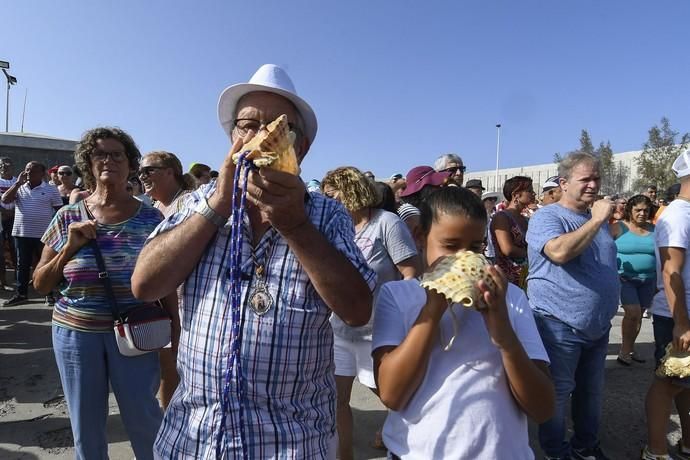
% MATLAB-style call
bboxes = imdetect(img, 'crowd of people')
[0,64,689,460]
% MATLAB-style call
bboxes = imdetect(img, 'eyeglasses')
[138,166,165,177]
[441,166,467,174]
[92,150,126,162]
[58,171,72,176]
[233,118,303,139]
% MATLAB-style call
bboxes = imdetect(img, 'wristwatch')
[194,197,228,227]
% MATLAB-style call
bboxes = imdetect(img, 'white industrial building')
[465,149,644,194]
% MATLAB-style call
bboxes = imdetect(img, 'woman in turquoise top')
[610,194,656,365]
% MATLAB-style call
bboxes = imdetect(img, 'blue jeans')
[15,236,42,295]
[534,313,609,458]
[52,325,163,460]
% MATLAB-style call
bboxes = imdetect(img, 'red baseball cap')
[399,166,452,197]
[48,166,59,174]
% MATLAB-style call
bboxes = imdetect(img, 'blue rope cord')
[216,153,253,459]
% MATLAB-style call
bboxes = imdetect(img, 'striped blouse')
[152,183,376,459]
[41,200,163,332]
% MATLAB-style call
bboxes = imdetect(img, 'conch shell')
[232,114,300,175]
[656,344,690,378]
[420,250,495,309]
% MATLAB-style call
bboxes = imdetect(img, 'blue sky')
[2,1,689,182]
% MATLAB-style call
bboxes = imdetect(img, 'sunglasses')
[442,166,467,174]
[138,166,165,177]
[58,171,73,176]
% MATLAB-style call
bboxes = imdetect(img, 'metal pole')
[5,78,8,132]
[495,124,501,192]
[21,88,27,132]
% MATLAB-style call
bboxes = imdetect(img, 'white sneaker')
[640,446,670,460]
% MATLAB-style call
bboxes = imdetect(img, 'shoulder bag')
[91,239,172,356]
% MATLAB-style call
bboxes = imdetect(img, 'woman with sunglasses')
[32,127,179,460]
[139,151,194,218]
[137,150,195,408]
[56,165,77,206]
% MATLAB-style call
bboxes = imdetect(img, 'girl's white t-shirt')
[372,280,549,460]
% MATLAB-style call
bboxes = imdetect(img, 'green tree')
[555,129,630,194]
[635,117,690,192]
[553,129,593,166]
[596,140,628,195]
[580,129,595,154]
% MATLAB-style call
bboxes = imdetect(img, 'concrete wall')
[465,150,643,194]
[0,133,77,171]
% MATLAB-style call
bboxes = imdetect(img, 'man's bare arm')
[282,221,373,326]
[658,247,690,351]
[132,141,241,301]
[131,200,227,301]
[246,167,373,326]
[543,199,613,265]
[1,172,26,204]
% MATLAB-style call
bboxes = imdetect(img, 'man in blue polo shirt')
[526,152,619,460]
[1,161,62,306]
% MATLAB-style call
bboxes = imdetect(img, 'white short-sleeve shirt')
[372,280,548,459]
[12,182,63,238]
[0,176,17,211]
[651,199,690,317]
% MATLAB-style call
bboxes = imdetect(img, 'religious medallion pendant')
[248,281,274,316]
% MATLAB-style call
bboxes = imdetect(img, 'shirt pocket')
[276,264,327,328]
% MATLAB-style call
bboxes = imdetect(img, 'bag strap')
[90,239,122,320]
[80,199,121,321]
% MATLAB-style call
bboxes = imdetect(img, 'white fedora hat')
[218,64,318,145]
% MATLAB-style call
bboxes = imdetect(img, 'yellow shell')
[420,250,495,309]
[232,114,300,175]
[656,343,690,378]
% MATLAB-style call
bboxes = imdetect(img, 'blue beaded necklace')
[216,152,253,459]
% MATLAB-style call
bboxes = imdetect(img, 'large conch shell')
[232,114,300,175]
[420,250,495,310]
[656,344,690,378]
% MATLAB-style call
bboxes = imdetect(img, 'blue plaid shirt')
[151,183,376,459]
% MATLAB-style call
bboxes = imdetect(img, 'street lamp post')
[495,124,502,192]
[3,70,18,133]
[1,61,17,132]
